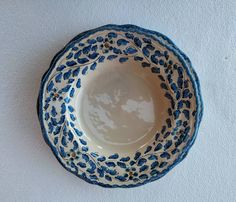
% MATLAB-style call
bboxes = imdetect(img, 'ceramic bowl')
[38,24,203,188]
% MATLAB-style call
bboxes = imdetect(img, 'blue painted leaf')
[88,160,96,170]
[61,103,66,114]
[68,105,74,112]
[89,174,97,180]
[151,67,160,74]
[69,88,75,98]
[82,45,91,54]
[79,138,87,145]
[72,46,78,51]
[148,155,158,161]
[183,109,190,120]
[76,78,81,88]
[87,168,95,174]
[151,55,158,64]
[90,152,99,157]
[142,47,150,57]
[137,158,147,166]
[108,32,117,38]
[54,137,58,145]
[113,47,121,54]
[66,61,76,66]
[154,143,162,151]
[67,78,74,84]
[82,66,88,75]
[120,157,130,162]
[53,126,61,135]
[115,175,126,182]
[74,128,82,136]
[125,33,134,39]
[106,169,117,175]
[144,146,152,154]
[73,141,78,150]
[96,36,103,42]
[82,146,88,152]
[66,52,73,59]
[51,106,57,117]
[88,52,99,59]
[146,44,155,50]
[98,55,105,63]
[63,69,72,80]
[44,112,49,121]
[141,62,150,67]
[47,81,54,92]
[68,130,73,141]
[51,117,57,126]
[55,73,62,83]
[134,152,141,160]
[158,75,165,81]
[107,55,118,60]
[117,162,126,169]
[77,58,89,64]
[60,85,71,92]
[159,162,168,168]
[125,47,137,54]
[78,162,86,168]
[97,156,106,162]
[97,168,104,177]
[151,161,159,169]
[70,114,76,121]
[87,39,96,44]
[166,118,172,128]
[56,65,66,71]
[143,38,151,44]
[91,45,98,52]
[108,153,119,159]
[74,50,82,59]
[90,62,97,70]
[119,57,128,63]
[59,146,67,158]
[164,140,172,150]
[105,162,116,167]
[117,39,129,46]
[150,170,159,176]
[61,136,67,147]
[105,175,112,181]
[134,37,142,48]
[57,115,64,124]
[139,165,148,172]
[160,152,171,159]
[139,174,148,180]
[171,83,178,92]
[161,83,168,90]
[82,154,89,162]
[72,67,80,77]
[134,56,143,61]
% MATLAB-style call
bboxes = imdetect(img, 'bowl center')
[76,60,168,154]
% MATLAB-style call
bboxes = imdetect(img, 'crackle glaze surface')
[38,24,203,188]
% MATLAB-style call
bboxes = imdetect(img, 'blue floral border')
[37,24,203,188]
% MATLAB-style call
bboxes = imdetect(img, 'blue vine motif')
[38,24,203,188]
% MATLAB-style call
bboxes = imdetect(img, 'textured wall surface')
[0,1,235,202]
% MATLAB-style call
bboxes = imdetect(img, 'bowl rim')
[37,24,204,188]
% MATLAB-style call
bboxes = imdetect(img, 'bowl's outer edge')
[37,24,204,188]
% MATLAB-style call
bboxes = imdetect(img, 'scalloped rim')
[37,24,203,188]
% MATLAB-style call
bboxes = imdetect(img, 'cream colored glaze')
[75,60,169,154]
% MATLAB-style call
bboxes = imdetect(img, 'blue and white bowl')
[38,24,203,188]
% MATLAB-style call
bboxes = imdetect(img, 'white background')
[0,1,235,202]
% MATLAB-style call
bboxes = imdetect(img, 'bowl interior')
[76,59,169,155]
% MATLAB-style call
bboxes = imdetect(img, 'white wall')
[0,1,235,201]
